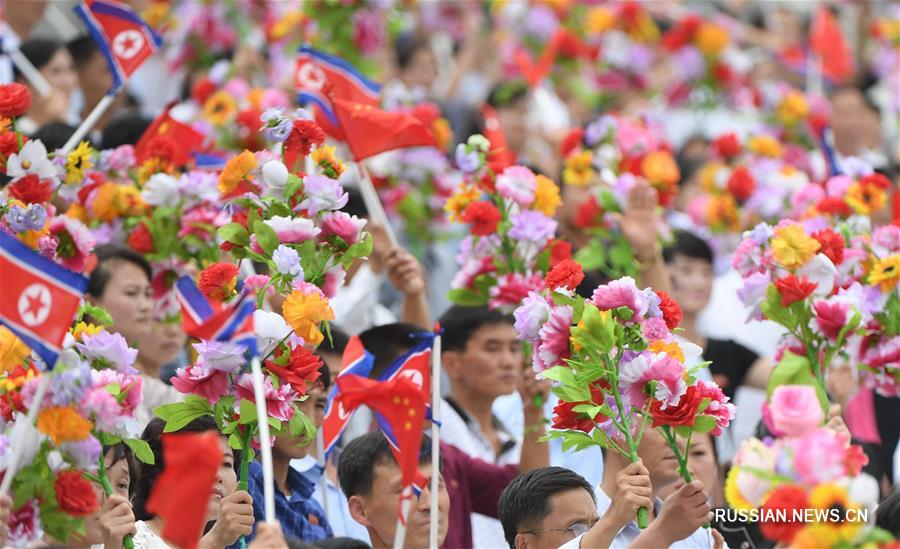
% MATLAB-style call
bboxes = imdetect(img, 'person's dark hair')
[67,36,100,68]
[87,245,152,298]
[487,80,529,109]
[662,230,714,266]
[101,113,153,149]
[394,33,432,71]
[439,305,514,353]
[317,360,331,392]
[320,326,350,357]
[14,39,64,78]
[102,442,139,499]
[340,187,367,219]
[876,489,900,537]
[338,431,432,500]
[133,416,235,520]
[313,537,371,549]
[498,467,596,548]
[357,323,424,378]
[31,123,80,151]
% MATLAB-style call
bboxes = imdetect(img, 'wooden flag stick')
[0,374,51,495]
[249,357,276,523]
[61,92,116,155]
[429,328,441,548]
[9,50,52,96]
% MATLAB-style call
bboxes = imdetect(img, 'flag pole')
[61,92,117,155]
[8,50,52,96]
[393,486,414,549]
[0,374,51,496]
[429,326,441,549]
[357,163,399,248]
[316,429,329,519]
[249,357,276,523]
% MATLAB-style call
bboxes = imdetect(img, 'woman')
[13,38,79,134]
[87,246,183,427]
[133,417,255,548]
[140,315,189,384]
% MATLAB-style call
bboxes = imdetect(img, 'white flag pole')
[249,356,276,523]
[429,328,441,548]
[61,92,117,155]
[0,374,51,496]
[9,50,52,97]
[393,486,414,549]
[315,429,329,519]
[357,163,399,248]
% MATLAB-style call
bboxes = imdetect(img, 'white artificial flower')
[798,253,837,297]
[142,173,181,207]
[261,160,289,198]
[7,139,58,180]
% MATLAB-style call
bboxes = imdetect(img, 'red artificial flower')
[548,239,573,268]
[477,171,496,194]
[198,263,239,301]
[860,172,891,191]
[237,108,264,150]
[816,196,852,217]
[726,167,755,202]
[656,290,683,330]
[461,201,501,236]
[551,400,595,433]
[650,385,703,428]
[0,83,32,118]
[759,484,809,543]
[8,174,52,204]
[191,78,218,105]
[54,469,100,516]
[128,222,155,254]
[0,131,23,171]
[574,196,603,229]
[812,301,848,340]
[560,128,585,158]
[143,135,178,164]
[284,119,325,158]
[811,228,845,266]
[265,345,323,396]
[545,259,585,291]
[0,391,24,422]
[774,275,818,307]
[712,63,734,87]
[711,133,741,159]
[843,443,869,476]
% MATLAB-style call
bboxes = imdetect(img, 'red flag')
[146,432,222,549]
[810,6,854,84]
[481,105,516,173]
[336,374,427,489]
[321,336,375,454]
[892,188,900,227]
[332,98,437,161]
[134,103,207,166]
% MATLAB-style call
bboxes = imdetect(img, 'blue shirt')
[291,457,371,544]
[246,460,333,543]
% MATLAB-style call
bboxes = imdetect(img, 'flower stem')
[238,426,253,549]
[98,452,135,549]
[607,348,648,529]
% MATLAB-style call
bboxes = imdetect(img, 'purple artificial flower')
[744,222,774,246]
[737,271,771,322]
[261,106,292,142]
[673,46,704,81]
[584,116,617,147]
[75,330,138,374]
[179,171,220,204]
[524,5,559,41]
[3,204,46,233]
[455,144,481,174]
[51,363,93,407]
[508,210,557,244]
[62,436,102,470]
[273,244,304,279]
[298,174,349,215]
[37,235,57,259]
[514,292,551,341]
[193,340,247,373]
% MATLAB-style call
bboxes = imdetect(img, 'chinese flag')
[810,6,854,84]
[134,103,207,166]
[332,98,436,161]
[146,432,222,549]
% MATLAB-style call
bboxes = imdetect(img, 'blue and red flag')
[0,232,88,368]
[294,44,381,139]
[74,0,161,93]
[174,275,256,354]
[322,335,375,454]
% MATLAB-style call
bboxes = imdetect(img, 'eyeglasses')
[520,520,595,539]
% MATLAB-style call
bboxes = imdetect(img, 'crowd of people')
[0,0,899,548]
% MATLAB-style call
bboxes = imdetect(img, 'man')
[500,464,660,549]
[438,305,538,547]
[338,432,449,549]
[246,359,332,543]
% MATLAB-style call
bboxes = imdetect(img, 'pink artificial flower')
[732,239,767,278]
[791,428,848,485]
[811,299,850,340]
[534,305,573,372]
[264,216,320,243]
[80,386,121,432]
[791,184,825,216]
[495,166,536,206]
[641,317,671,342]
[616,119,658,156]
[8,500,41,547]
[489,273,544,312]
[590,276,649,320]
[244,274,273,294]
[90,369,142,417]
[619,352,686,409]
[48,216,95,271]
[695,380,735,435]
[451,256,496,290]
[766,385,824,437]
[171,363,230,404]
[320,211,366,245]
[824,175,853,198]
[872,225,900,253]
[179,206,229,240]
[235,373,296,421]
[322,265,346,299]
[259,88,290,110]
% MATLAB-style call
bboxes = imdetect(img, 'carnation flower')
[620,352,686,408]
[534,305,573,371]
[49,216,94,271]
[273,244,304,279]
[235,373,296,421]
[298,174,348,215]
[774,274,817,307]
[142,173,181,207]
[0,82,32,118]
[7,500,40,547]
[8,174,52,204]
[496,165,537,206]
[37,406,93,444]
[265,343,322,395]
[489,273,544,312]
[282,283,334,346]
[461,201,501,236]
[695,380,736,435]
[171,362,230,403]
[514,292,551,341]
[545,259,584,291]
[811,299,851,341]
[284,119,326,158]
[320,211,366,245]
[771,224,820,270]
[590,276,649,320]
[265,215,320,243]
[198,263,239,301]
[194,340,246,373]
[508,210,557,245]
[75,330,139,374]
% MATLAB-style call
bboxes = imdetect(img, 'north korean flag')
[322,335,375,455]
[74,0,161,92]
[0,232,88,368]
[173,276,256,355]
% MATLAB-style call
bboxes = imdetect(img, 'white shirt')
[291,456,371,544]
[329,264,395,335]
[133,521,171,548]
[135,374,184,429]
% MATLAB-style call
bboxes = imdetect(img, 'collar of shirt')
[250,460,315,502]
[443,397,517,457]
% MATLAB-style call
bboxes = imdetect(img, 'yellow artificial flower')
[695,22,729,56]
[218,150,257,195]
[116,185,146,216]
[37,406,93,444]
[311,145,346,178]
[0,326,30,374]
[66,141,94,185]
[65,203,89,223]
[71,321,102,341]
[771,223,820,270]
[748,135,783,158]
[562,151,595,187]
[586,6,615,35]
[0,117,10,133]
[431,118,453,152]
[641,150,680,187]
[845,180,888,215]
[707,194,741,233]
[698,162,724,192]
[270,11,305,42]
[867,254,900,292]
[648,339,685,363]
[776,90,809,127]
[141,2,170,29]
[203,91,238,126]
[89,182,123,221]
[444,184,481,222]
[808,483,864,543]
[724,467,756,511]
[282,290,335,346]
[531,175,562,216]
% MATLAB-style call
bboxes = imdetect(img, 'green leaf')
[284,174,303,200]
[342,232,373,264]
[597,189,621,213]
[447,288,488,306]
[218,223,250,246]
[760,285,798,330]
[155,396,214,432]
[692,415,717,434]
[77,302,113,327]
[571,303,616,354]
[766,351,828,413]
[238,399,259,425]
[540,365,577,386]
[268,201,292,218]
[252,220,280,255]
[289,410,317,442]
[123,438,155,465]
[574,240,606,272]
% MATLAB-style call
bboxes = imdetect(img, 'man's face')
[515,488,598,549]
[80,51,114,106]
[667,254,713,315]
[352,461,449,549]
[446,323,522,400]
[297,386,328,429]
[637,428,680,488]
